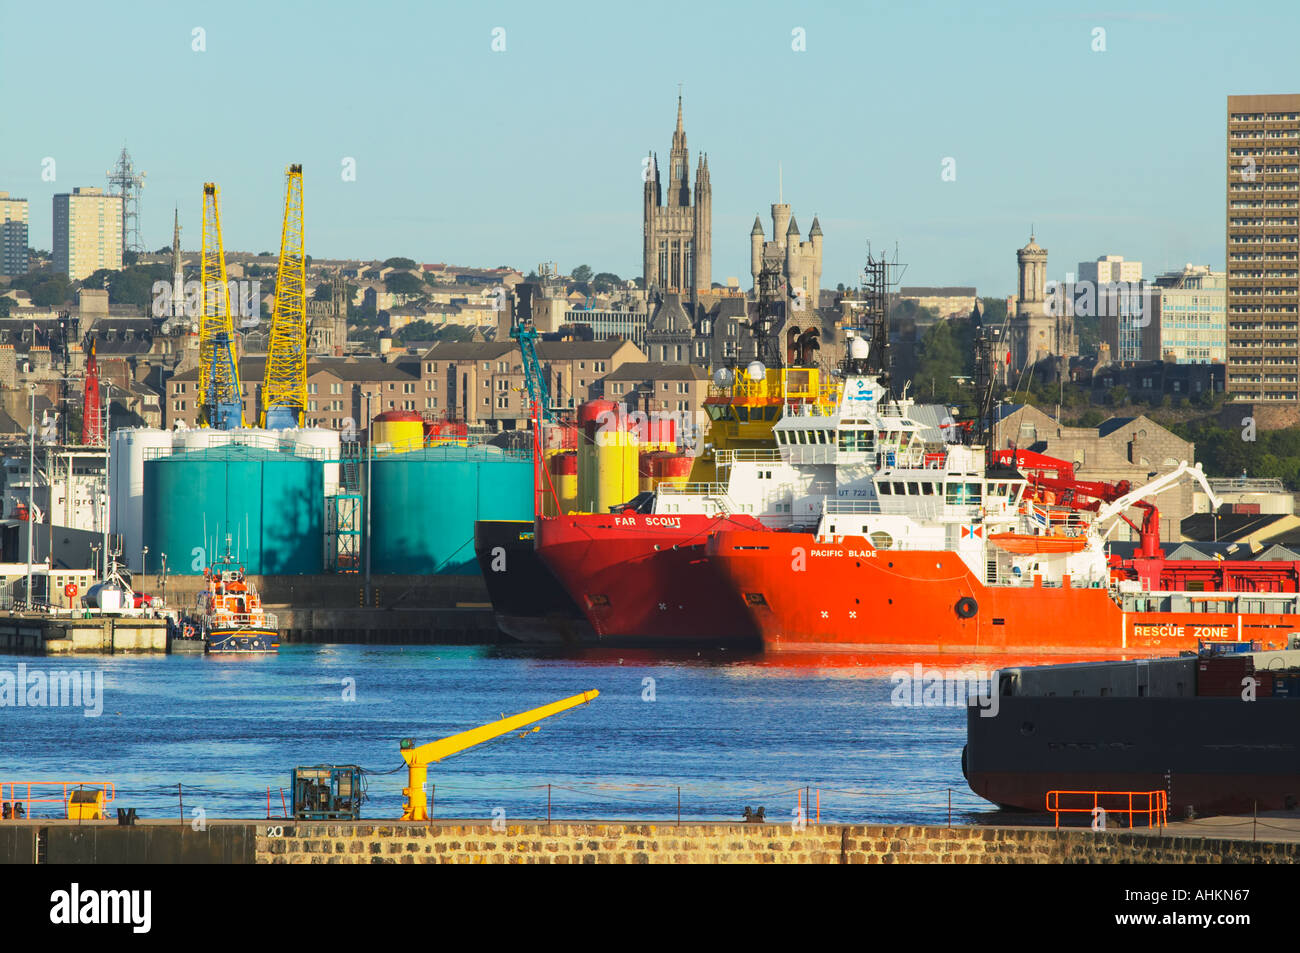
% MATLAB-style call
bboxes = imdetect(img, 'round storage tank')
[109,428,173,572]
[373,410,424,454]
[370,445,533,575]
[547,450,578,516]
[281,427,342,497]
[577,400,619,512]
[142,444,324,575]
[173,428,233,452]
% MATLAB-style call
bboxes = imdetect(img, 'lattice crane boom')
[261,164,307,429]
[199,183,244,429]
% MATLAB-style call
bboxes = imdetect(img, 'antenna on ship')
[841,242,902,389]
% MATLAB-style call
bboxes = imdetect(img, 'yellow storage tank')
[595,420,639,512]
[549,451,579,515]
[372,410,425,454]
[577,400,619,512]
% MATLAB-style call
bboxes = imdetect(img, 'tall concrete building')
[53,187,122,281]
[750,206,822,315]
[643,97,711,308]
[1008,233,1075,371]
[0,192,29,278]
[1078,255,1143,287]
[1226,94,1300,401]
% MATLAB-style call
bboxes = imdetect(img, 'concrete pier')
[0,615,168,655]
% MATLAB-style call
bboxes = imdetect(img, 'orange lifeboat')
[989,533,1088,555]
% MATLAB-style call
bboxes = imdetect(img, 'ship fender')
[955,596,978,619]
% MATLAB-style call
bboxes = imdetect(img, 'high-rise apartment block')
[0,192,28,277]
[1226,94,1300,401]
[53,187,123,281]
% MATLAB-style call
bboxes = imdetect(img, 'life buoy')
[955,596,978,619]
[183,625,195,639]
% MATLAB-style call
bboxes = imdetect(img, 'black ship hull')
[473,519,595,644]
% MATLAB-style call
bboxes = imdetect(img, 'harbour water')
[0,645,1006,825]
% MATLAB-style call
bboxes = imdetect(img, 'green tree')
[592,272,621,293]
[385,272,424,299]
[978,297,1008,324]
[383,257,417,270]
[1108,385,1129,407]
[313,282,333,301]
[0,295,14,317]
[571,264,592,283]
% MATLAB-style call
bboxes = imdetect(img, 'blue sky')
[1,0,1294,294]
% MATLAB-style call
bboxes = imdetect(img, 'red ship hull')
[707,529,1300,656]
[535,512,768,645]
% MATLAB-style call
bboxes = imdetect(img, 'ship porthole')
[955,596,978,619]
[1020,721,1035,736]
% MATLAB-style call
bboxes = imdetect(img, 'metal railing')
[1045,789,1167,829]
[715,449,784,468]
[822,499,943,519]
[1,781,116,820]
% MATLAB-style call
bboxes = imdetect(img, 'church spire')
[668,93,689,207]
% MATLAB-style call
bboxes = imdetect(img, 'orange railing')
[1,781,116,819]
[1045,789,1167,829]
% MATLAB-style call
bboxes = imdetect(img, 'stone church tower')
[643,97,711,309]
[1009,232,1074,372]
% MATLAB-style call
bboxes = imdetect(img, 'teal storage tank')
[143,445,324,574]
[370,445,533,574]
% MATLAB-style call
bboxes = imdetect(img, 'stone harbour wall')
[254,822,1300,864]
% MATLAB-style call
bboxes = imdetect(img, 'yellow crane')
[261,164,308,428]
[399,689,599,821]
[198,183,243,429]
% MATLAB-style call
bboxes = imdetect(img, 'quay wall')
[4,821,1298,864]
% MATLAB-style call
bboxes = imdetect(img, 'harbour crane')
[399,689,598,821]
[261,164,308,428]
[198,183,244,429]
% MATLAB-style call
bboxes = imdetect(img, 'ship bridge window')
[705,405,732,422]
[838,429,874,452]
[879,482,892,495]
[945,482,982,505]
[922,482,937,496]
[764,406,779,421]
[735,407,750,422]
[907,482,920,495]
[797,430,808,445]
[893,482,906,495]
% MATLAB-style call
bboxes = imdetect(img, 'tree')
[314,282,333,302]
[1108,385,1129,407]
[571,264,592,283]
[592,272,621,293]
[0,296,14,317]
[383,257,417,270]
[123,250,140,266]
[978,297,1008,324]
[154,245,171,255]
[385,272,424,299]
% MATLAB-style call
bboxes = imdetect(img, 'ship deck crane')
[399,689,598,821]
